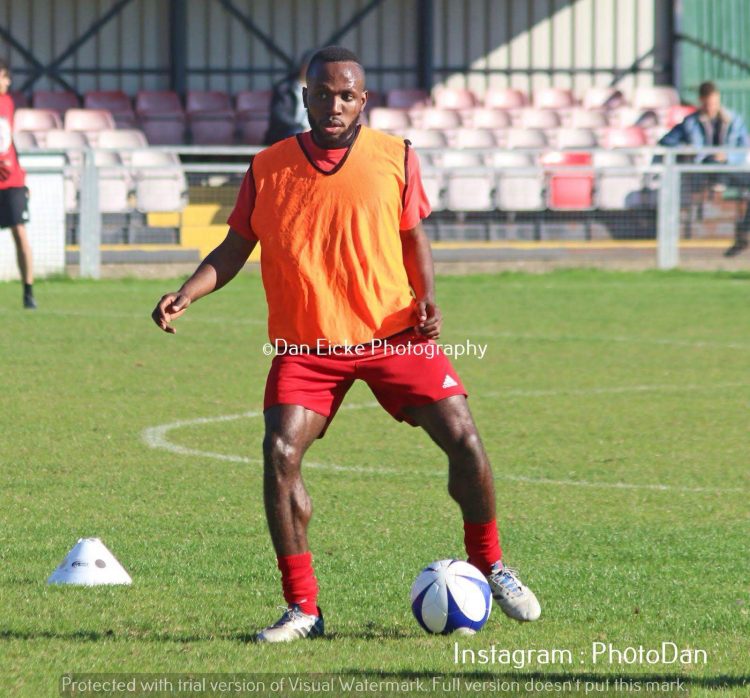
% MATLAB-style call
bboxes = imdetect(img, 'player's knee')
[262,432,302,479]
[446,427,485,466]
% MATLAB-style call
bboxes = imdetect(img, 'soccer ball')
[410,559,492,635]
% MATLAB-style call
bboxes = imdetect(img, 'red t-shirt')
[228,130,431,242]
[0,94,26,189]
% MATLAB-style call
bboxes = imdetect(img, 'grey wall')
[1,0,670,96]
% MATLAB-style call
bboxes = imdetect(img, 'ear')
[302,86,308,109]
[361,89,368,110]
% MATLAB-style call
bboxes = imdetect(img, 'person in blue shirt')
[659,81,750,256]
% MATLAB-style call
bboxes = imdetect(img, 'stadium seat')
[386,88,430,110]
[533,87,575,109]
[84,91,136,128]
[237,117,268,145]
[186,91,236,144]
[363,90,385,111]
[489,151,545,211]
[601,126,647,148]
[470,108,512,130]
[404,128,447,149]
[484,87,527,110]
[235,90,272,115]
[135,91,186,145]
[594,151,644,209]
[13,131,38,150]
[32,90,80,113]
[94,151,131,213]
[518,107,561,129]
[541,151,594,209]
[45,129,89,167]
[582,86,626,110]
[507,128,548,149]
[633,86,680,111]
[666,104,697,128]
[14,108,63,132]
[454,128,497,149]
[132,150,187,213]
[368,107,411,132]
[97,129,149,165]
[556,128,598,149]
[11,91,29,108]
[420,168,445,211]
[433,87,477,110]
[440,151,484,168]
[64,109,117,146]
[420,108,461,131]
[446,172,495,211]
[569,108,609,129]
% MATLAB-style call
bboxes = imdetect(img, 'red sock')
[463,520,502,575]
[277,552,319,616]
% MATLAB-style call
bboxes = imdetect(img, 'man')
[152,46,540,643]
[659,81,750,256]
[0,59,35,308]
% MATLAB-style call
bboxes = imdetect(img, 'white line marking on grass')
[141,393,744,494]
[0,307,266,325]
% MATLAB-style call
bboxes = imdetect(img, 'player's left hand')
[415,299,442,339]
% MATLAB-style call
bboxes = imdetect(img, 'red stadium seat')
[238,117,268,145]
[507,128,548,149]
[235,90,271,115]
[13,131,38,150]
[433,87,478,110]
[386,88,430,110]
[484,87,527,110]
[32,90,80,114]
[470,108,512,130]
[569,108,609,129]
[135,91,186,145]
[454,128,497,149]
[132,150,187,213]
[11,91,29,108]
[84,91,136,128]
[542,151,594,209]
[556,128,598,149]
[186,91,236,144]
[404,128,448,149]
[490,151,545,211]
[600,126,647,148]
[13,109,63,146]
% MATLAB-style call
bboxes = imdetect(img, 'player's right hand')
[152,292,191,334]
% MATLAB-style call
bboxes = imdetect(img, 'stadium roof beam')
[18,0,136,94]
[322,0,387,47]
[0,24,77,94]
[215,0,295,70]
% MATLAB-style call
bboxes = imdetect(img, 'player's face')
[0,71,10,95]
[303,61,367,148]
[700,92,721,118]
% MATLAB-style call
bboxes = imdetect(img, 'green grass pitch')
[0,269,748,697]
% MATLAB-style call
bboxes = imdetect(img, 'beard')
[308,112,361,148]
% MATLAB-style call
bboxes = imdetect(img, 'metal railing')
[18,145,750,278]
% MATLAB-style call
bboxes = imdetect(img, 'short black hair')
[306,46,364,78]
[0,58,9,74]
[699,81,718,98]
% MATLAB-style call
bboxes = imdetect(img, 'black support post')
[169,0,188,96]
[417,0,434,91]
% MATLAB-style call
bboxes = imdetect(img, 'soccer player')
[0,59,35,309]
[152,46,540,642]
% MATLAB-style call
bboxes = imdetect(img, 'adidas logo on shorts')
[442,374,458,389]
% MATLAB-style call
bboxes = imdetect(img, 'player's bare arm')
[152,228,256,333]
[400,222,442,339]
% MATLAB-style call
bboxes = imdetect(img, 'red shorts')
[264,330,467,435]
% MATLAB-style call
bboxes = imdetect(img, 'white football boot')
[255,604,324,643]
[487,562,541,622]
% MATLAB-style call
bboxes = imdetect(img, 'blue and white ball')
[410,559,492,635]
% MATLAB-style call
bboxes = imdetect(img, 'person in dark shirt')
[264,50,316,145]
